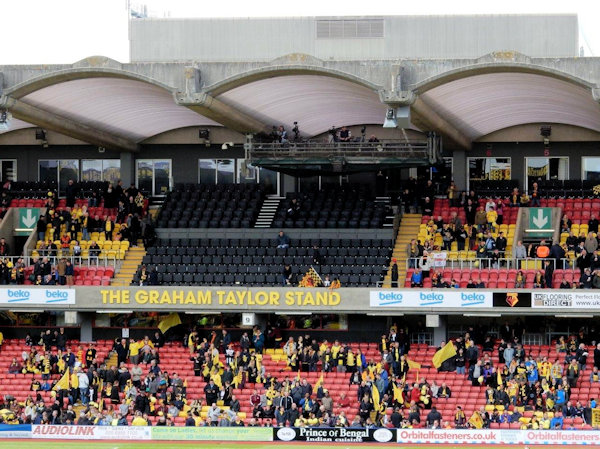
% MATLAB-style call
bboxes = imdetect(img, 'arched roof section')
[4,67,182,99]
[4,68,220,141]
[213,72,387,137]
[412,62,596,93]
[414,65,600,140]
[206,65,383,96]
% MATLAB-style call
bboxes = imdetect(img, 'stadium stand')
[0,330,597,429]
[156,184,265,229]
[132,237,392,287]
[272,186,389,229]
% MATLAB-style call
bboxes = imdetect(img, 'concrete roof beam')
[176,92,272,136]
[0,95,139,152]
[410,96,472,150]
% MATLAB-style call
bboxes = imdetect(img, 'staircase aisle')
[254,196,282,228]
[382,213,422,288]
[111,240,146,286]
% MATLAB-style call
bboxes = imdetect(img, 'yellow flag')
[406,358,422,370]
[299,266,322,287]
[158,313,182,334]
[53,369,70,391]
[211,372,223,389]
[497,370,502,387]
[296,370,301,381]
[255,354,263,373]
[592,409,600,427]
[233,370,243,388]
[468,411,484,429]
[432,341,457,369]
[392,383,404,405]
[371,383,381,412]
[315,374,324,390]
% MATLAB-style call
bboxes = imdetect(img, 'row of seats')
[532,179,599,197]
[5,181,110,199]
[426,198,520,225]
[146,262,385,276]
[1,337,597,428]
[273,186,389,229]
[143,272,383,286]
[157,218,256,229]
[135,237,392,286]
[471,180,519,197]
[148,238,393,250]
[145,254,389,267]
[404,268,580,288]
[20,265,114,277]
[158,184,265,229]
[273,217,385,229]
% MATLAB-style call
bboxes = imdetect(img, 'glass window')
[81,160,103,181]
[136,160,171,196]
[299,176,319,192]
[153,160,171,194]
[216,159,235,184]
[321,175,341,187]
[271,314,348,330]
[258,167,279,195]
[526,157,549,180]
[0,160,16,182]
[526,157,568,187]
[102,160,121,184]
[136,161,153,193]
[198,159,217,184]
[583,157,600,181]
[237,159,257,184]
[39,160,58,183]
[468,157,511,182]
[58,160,79,194]
[102,312,243,329]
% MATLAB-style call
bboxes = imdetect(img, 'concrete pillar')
[429,314,447,346]
[452,149,467,191]
[120,152,135,187]
[79,312,94,342]
[282,174,296,195]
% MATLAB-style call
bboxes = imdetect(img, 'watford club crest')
[505,293,519,307]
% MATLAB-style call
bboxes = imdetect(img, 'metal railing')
[522,334,544,346]
[247,140,432,161]
[406,256,575,272]
[18,254,117,267]
[410,332,433,345]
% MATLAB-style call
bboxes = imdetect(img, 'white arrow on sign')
[532,209,548,228]
[22,210,36,228]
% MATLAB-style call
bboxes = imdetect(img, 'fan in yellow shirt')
[129,339,140,364]
[131,411,148,426]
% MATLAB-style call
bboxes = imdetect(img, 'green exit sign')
[16,208,40,236]
[528,207,553,236]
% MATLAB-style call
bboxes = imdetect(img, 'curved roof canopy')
[420,72,600,140]
[2,64,600,150]
[2,78,219,140]
[215,75,387,136]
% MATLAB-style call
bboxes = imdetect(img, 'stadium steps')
[254,196,282,228]
[382,213,422,287]
[111,241,145,286]
[104,350,118,368]
[375,196,395,228]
